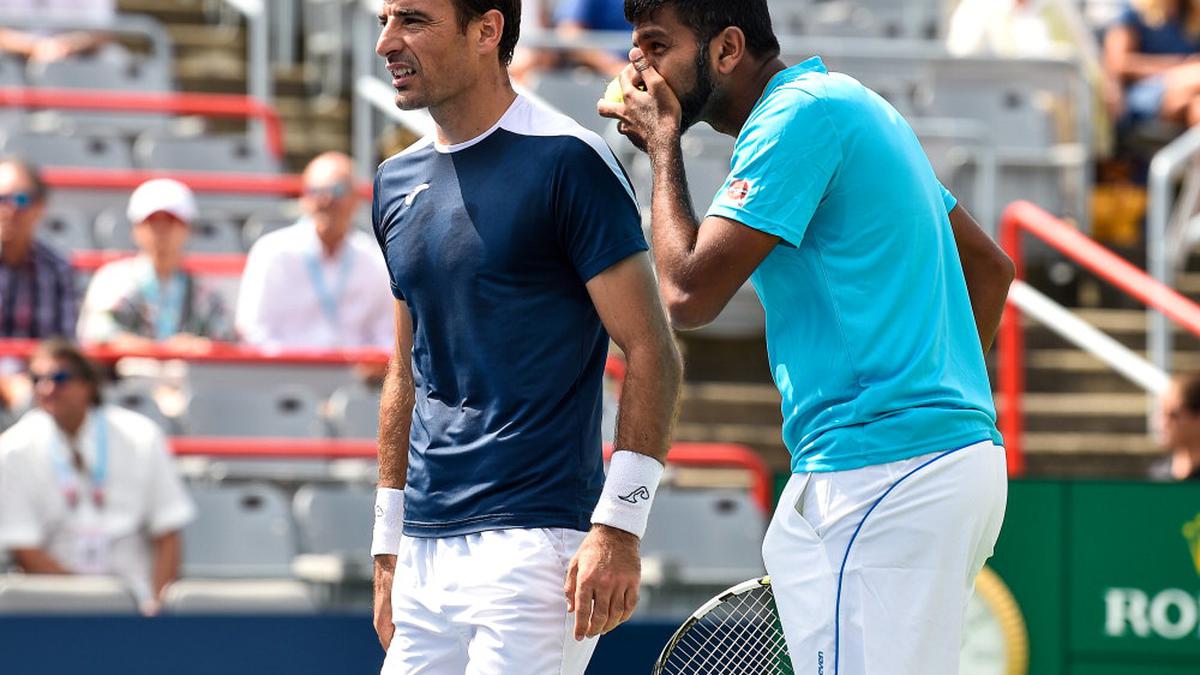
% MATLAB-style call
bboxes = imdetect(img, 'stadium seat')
[105,378,175,434]
[0,54,23,86]
[182,383,324,437]
[327,383,381,439]
[26,43,173,93]
[39,206,96,253]
[162,579,316,614]
[0,574,139,614]
[641,488,767,586]
[241,207,300,250]
[0,130,133,169]
[292,483,374,573]
[528,69,612,136]
[94,209,244,254]
[182,482,298,578]
[133,132,282,175]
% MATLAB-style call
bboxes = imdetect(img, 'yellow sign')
[1182,514,1200,577]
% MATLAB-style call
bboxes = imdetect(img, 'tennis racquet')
[652,576,793,675]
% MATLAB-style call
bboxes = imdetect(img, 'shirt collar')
[764,56,827,96]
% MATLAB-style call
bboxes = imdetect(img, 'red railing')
[0,88,287,160]
[42,167,374,200]
[997,201,1200,475]
[171,438,772,514]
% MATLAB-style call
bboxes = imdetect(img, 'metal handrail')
[997,200,1200,474]
[1146,125,1200,375]
[209,0,271,104]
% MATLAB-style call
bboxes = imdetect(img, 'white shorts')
[382,527,599,675]
[761,440,1007,675]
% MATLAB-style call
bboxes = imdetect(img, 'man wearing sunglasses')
[236,151,393,355]
[0,157,78,341]
[0,339,195,615]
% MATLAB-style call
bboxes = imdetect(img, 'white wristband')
[371,488,405,557]
[591,450,665,539]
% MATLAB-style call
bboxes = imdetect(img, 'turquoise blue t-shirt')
[707,57,1003,474]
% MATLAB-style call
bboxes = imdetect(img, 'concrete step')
[1023,308,1200,351]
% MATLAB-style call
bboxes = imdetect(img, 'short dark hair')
[33,338,104,406]
[1177,372,1200,415]
[450,0,521,66]
[625,0,780,59]
[0,155,47,203]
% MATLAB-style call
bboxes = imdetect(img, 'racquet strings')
[658,584,794,675]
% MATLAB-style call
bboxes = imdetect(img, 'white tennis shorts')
[381,527,599,675]
[762,440,1007,675]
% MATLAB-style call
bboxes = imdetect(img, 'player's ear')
[476,9,505,59]
[712,26,746,76]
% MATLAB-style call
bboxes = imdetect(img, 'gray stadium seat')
[641,488,767,586]
[105,379,174,433]
[0,131,133,169]
[182,482,298,578]
[293,483,374,567]
[327,383,381,439]
[39,206,95,253]
[529,69,612,136]
[26,44,173,92]
[183,384,323,437]
[0,574,138,614]
[162,579,315,614]
[93,209,244,254]
[0,54,23,86]
[133,132,282,175]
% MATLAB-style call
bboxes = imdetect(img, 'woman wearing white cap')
[77,179,232,351]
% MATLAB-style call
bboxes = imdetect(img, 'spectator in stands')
[509,0,557,83]
[0,157,78,340]
[0,0,115,63]
[1105,0,1200,127]
[0,339,195,614]
[236,152,393,354]
[555,0,633,77]
[1151,372,1200,480]
[77,179,231,352]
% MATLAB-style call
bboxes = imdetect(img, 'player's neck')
[430,70,517,147]
[706,58,787,138]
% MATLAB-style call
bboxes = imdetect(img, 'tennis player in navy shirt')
[368,1,683,673]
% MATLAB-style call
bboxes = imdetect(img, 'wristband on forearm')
[371,488,405,557]
[591,450,665,539]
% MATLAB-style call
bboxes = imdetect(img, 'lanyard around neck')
[304,243,352,329]
[50,410,109,511]
[140,261,187,341]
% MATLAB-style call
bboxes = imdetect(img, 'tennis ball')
[604,78,624,104]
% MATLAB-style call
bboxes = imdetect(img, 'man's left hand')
[597,48,683,155]
[564,524,641,640]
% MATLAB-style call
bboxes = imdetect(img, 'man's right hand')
[373,554,397,650]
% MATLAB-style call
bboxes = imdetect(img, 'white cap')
[126,178,197,225]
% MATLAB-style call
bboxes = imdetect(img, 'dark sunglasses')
[30,370,77,386]
[304,183,351,200]
[0,192,35,210]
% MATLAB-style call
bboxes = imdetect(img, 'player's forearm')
[377,353,414,490]
[613,335,683,463]
[647,140,705,311]
[12,548,70,574]
[150,531,182,599]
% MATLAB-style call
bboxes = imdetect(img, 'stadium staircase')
[117,0,349,171]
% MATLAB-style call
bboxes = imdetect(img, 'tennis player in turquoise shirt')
[601,1,1016,673]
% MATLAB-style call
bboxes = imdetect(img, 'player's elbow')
[989,248,1016,287]
[663,288,719,331]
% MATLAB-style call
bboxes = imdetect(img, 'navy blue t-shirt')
[372,96,646,537]
[1117,4,1200,55]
